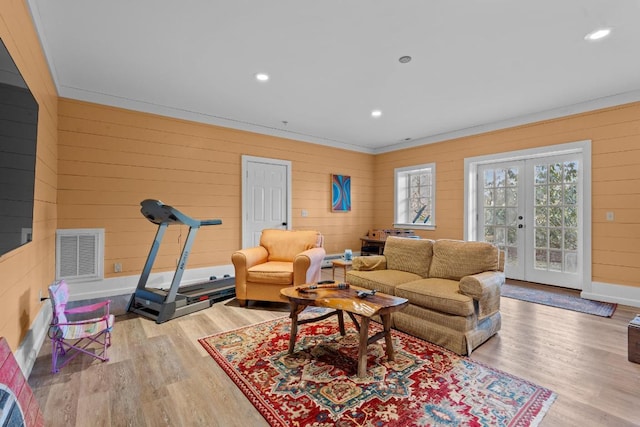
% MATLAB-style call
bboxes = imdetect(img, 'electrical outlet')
[606,211,615,222]
[301,209,308,217]
[114,262,122,273]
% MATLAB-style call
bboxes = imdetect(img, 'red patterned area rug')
[199,315,556,427]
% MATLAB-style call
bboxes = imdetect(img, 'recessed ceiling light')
[371,110,382,118]
[255,73,270,82]
[584,28,612,41]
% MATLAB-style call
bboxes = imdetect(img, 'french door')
[477,153,583,289]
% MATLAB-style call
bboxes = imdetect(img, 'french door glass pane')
[565,252,578,273]
[484,226,494,241]
[484,208,492,225]
[535,228,547,247]
[535,249,548,269]
[564,229,578,250]
[495,188,506,206]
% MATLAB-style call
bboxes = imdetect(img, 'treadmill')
[128,199,235,323]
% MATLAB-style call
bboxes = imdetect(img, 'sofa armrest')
[294,247,326,286]
[352,255,387,271]
[459,271,505,320]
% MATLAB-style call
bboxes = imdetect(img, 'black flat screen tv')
[0,38,39,257]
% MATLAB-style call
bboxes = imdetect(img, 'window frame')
[393,162,436,230]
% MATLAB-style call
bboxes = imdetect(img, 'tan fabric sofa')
[232,229,326,306]
[346,236,504,355]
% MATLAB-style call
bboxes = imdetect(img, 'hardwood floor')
[28,270,640,426]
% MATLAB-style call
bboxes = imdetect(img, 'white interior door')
[242,156,291,248]
[477,153,584,289]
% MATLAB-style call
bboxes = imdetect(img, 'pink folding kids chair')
[48,280,114,373]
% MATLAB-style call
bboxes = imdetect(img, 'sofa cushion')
[395,278,475,317]
[383,237,434,278]
[428,239,500,281]
[247,261,293,285]
[346,269,422,296]
[261,229,322,262]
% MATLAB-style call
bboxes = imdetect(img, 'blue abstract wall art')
[331,174,351,212]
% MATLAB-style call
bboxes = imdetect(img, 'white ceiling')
[27,0,640,154]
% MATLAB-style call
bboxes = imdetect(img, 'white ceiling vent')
[56,229,104,282]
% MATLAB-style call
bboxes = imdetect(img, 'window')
[394,163,436,229]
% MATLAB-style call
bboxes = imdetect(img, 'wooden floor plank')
[27,269,640,425]
[75,391,111,427]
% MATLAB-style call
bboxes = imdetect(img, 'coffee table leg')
[337,310,345,335]
[288,302,301,354]
[382,314,395,361]
[357,316,370,378]
[347,312,360,331]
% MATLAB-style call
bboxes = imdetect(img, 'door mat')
[501,282,616,317]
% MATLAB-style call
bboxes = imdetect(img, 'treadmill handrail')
[200,219,223,226]
[140,199,221,228]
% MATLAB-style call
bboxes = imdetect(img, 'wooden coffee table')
[280,284,408,378]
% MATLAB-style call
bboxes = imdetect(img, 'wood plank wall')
[374,102,640,288]
[0,0,59,350]
[57,99,375,279]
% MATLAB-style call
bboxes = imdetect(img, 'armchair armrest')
[459,271,505,320]
[352,255,387,271]
[294,247,326,286]
[232,246,269,302]
[232,246,269,270]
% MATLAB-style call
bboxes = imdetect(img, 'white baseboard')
[66,264,236,301]
[581,281,640,309]
[15,301,52,378]
[322,252,363,268]
[321,253,344,268]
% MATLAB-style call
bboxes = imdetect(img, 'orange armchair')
[232,229,326,306]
